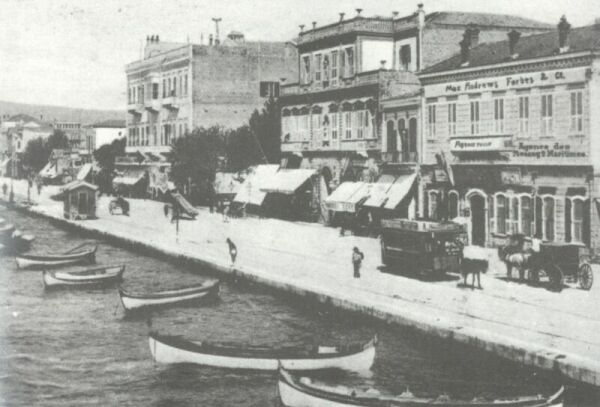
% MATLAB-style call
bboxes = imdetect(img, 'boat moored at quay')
[43,264,125,289]
[16,243,97,269]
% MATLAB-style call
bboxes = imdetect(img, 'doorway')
[469,193,486,246]
[386,121,397,153]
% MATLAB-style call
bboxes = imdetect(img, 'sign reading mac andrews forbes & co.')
[425,67,587,97]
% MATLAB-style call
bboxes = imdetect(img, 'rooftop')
[92,119,126,129]
[422,23,600,75]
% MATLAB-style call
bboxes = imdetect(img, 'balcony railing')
[298,18,394,44]
[381,151,418,164]
[280,70,382,97]
[127,103,143,115]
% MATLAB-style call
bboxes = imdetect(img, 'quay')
[3,178,600,388]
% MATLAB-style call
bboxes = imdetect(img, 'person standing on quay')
[352,247,364,278]
[226,238,237,266]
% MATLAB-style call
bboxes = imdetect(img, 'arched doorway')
[468,192,487,246]
[386,120,396,153]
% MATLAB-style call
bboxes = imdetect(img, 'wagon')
[534,242,594,290]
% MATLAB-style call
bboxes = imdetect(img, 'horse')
[497,234,542,282]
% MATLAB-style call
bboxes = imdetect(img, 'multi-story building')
[418,18,600,250]
[279,4,552,195]
[53,121,85,153]
[123,32,297,197]
[83,119,126,152]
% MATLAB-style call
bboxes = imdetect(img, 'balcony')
[162,96,179,110]
[298,17,394,45]
[144,99,161,112]
[381,151,418,164]
[127,103,143,115]
[280,70,383,97]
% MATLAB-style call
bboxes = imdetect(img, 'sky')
[0,0,599,111]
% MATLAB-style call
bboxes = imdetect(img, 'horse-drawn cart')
[499,234,595,290]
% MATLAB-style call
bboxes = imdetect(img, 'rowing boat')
[148,332,376,372]
[278,368,565,407]
[119,279,219,312]
[16,244,97,269]
[43,264,125,289]
[11,230,35,252]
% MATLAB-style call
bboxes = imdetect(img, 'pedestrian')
[352,247,364,278]
[163,203,170,218]
[223,203,230,223]
[226,238,237,265]
[36,181,42,195]
[2,182,7,197]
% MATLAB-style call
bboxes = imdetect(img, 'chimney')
[558,15,571,52]
[467,24,480,47]
[339,12,345,22]
[392,11,399,18]
[209,34,213,46]
[355,8,363,17]
[312,21,317,29]
[417,3,425,29]
[380,60,387,70]
[508,29,521,58]
[460,38,470,66]
[299,24,305,33]
[156,35,159,42]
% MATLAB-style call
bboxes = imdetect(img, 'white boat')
[148,332,376,372]
[16,244,97,269]
[278,368,565,407]
[43,264,125,289]
[119,279,219,312]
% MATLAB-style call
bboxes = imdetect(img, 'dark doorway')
[386,121,397,152]
[469,194,486,246]
[408,117,417,161]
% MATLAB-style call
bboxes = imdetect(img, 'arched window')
[495,193,508,235]
[566,196,588,243]
[322,114,330,140]
[543,196,555,241]
[509,195,519,235]
[428,190,441,221]
[520,195,533,237]
[448,190,459,219]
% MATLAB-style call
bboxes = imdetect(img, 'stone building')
[418,18,600,250]
[279,4,552,197]
[123,32,297,196]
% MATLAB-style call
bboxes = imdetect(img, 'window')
[162,79,166,97]
[427,105,436,138]
[299,115,309,141]
[543,196,555,241]
[312,113,321,141]
[570,91,583,133]
[331,51,338,87]
[448,191,459,219]
[344,47,354,77]
[168,78,172,97]
[331,113,338,140]
[541,94,553,137]
[314,54,322,83]
[178,76,182,97]
[470,101,480,135]
[322,114,329,140]
[399,44,411,71]
[322,55,330,86]
[428,190,440,221]
[509,196,519,235]
[344,111,352,139]
[355,111,364,139]
[521,195,532,236]
[566,197,587,243]
[494,98,504,133]
[447,103,457,136]
[495,194,508,235]
[152,83,159,99]
[518,96,529,136]
[184,74,188,96]
[260,82,279,97]
[302,55,311,84]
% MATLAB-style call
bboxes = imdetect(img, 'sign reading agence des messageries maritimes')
[425,67,587,97]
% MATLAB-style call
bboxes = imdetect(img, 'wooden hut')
[62,180,98,220]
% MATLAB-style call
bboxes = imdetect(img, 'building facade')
[418,19,600,251]
[124,32,297,196]
[279,5,552,195]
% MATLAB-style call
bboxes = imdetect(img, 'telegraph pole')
[212,17,222,45]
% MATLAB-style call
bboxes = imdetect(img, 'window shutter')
[584,199,591,246]
[565,198,571,243]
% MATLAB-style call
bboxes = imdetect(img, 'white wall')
[361,39,394,72]
[95,128,125,149]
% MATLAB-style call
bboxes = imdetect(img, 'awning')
[113,170,145,186]
[362,182,394,208]
[383,173,418,210]
[76,163,92,181]
[234,164,280,206]
[260,169,315,195]
[39,162,60,179]
[325,182,372,213]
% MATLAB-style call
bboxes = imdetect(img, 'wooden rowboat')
[16,243,97,269]
[278,368,565,407]
[11,230,35,252]
[43,264,125,289]
[148,332,376,372]
[119,279,219,312]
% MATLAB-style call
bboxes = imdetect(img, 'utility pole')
[212,17,222,45]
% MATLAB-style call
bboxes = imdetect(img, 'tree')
[22,137,48,173]
[225,125,264,172]
[46,130,70,151]
[248,97,281,164]
[93,137,126,194]
[170,127,225,204]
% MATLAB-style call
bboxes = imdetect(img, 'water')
[0,207,596,406]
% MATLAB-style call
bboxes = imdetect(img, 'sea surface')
[0,206,597,406]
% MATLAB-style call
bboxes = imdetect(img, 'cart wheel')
[547,265,564,290]
[578,263,593,290]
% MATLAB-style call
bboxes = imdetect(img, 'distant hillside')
[0,100,124,126]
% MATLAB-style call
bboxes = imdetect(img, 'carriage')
[499,234,594,290]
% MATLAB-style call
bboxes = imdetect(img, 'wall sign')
[513,142,586,159]
[425,67,587,97]
[450,136,512,152]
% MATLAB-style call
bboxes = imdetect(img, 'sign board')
[513,141,586,160]
[425,67,588,97]
[450,136,513,152]
[501,169,522,185]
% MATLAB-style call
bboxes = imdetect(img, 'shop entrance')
[469,194,486,246]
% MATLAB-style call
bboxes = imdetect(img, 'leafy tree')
[93,137,126,194]
[170,127,225,204]
[248,97,281,164]
[225,125,263,172]
[22,137,48,173]
[46,130,70,151]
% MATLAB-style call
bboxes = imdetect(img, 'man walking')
[352,247,364,278]
[226,238,237,266]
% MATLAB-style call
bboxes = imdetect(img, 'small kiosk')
[62,180,98,220]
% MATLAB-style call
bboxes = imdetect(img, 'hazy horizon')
[1,0,599,111]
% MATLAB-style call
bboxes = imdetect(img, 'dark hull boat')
[16,244,97,269]
[119,279,219,312]
[278,368,564,407]
[43,264,125,289]
[149,332,376,372]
